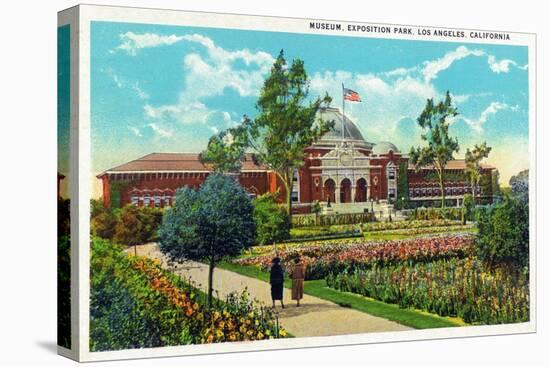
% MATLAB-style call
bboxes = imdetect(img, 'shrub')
[111,205,163,246]
[113,205,143,247]
[91,209,117,239]
[475,195,529,269]
[253,192,291,245]
[137,206,163,242]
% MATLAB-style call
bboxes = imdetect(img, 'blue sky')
[90,21,529,195]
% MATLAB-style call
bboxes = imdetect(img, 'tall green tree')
[465,142,492,204]
[225,50,333,215]
[201,130,246,173]
[158,173,256,306]
[396,161,410,209]
[509,169,529,200]
[410,91,459,207]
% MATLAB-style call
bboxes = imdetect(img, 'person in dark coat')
[269,257,285,308]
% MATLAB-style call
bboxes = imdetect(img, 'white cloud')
[179,34,274,99]
[461,102,518,133]
[128,126,142,137]
[116,32,185,55]
[114,32,275,98]
[131,82,149,100]
[102,68,149,100]
[181,34,274,67]
[422,46,484,83]
[141,34,272,134]
[103,68,124,88]
[147,123,173,138]
[487,55,521,73]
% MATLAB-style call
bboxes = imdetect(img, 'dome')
[316,107,370,148]
[372,141,400,155]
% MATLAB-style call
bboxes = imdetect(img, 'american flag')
[343,87,361,102]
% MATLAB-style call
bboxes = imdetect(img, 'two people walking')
[269,256,306,308]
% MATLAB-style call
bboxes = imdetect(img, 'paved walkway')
[134,243,411,337]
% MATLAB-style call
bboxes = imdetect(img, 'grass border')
[219,261,465,330]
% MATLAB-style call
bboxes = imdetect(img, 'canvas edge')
[57,5,80,362]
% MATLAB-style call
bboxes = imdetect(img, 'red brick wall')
[105,172,274,208]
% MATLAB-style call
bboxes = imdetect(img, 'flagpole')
[341,83,345,140]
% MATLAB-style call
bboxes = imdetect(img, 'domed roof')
[372,141,400,155]
[316,107,370,148]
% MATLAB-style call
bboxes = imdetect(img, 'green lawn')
[218,261,464,330]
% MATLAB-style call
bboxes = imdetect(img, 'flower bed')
[289,225,362,242]
[90,238,284,351]
[292,212,375,227]
[365,224,473,237]
[326,258,529,324]
[362,219,462,232]
[235,234,474,280]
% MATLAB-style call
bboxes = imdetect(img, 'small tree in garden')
[253,192,291,245]
[410,91,459,208]
[158,173,256,306]
[311,200,322,226]
[465,142,492,203]
[462,193,474,225]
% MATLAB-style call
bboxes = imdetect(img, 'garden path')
[135,243,411,337]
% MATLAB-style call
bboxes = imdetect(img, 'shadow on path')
[272,302,345,318]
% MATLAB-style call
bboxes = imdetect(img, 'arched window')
[143,194,151,207]
[323,179,336,204]
[164,190,173,206]
[340,178,352,203]
[130,190,140,206]
[356,178,367,202]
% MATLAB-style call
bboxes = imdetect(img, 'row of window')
[130,188,259,206]
[409,185,479,197]
[131,194,175,207]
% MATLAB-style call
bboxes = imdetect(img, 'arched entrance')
[356,178,367,202]
[340,178,352,203]
[323,179,336,204]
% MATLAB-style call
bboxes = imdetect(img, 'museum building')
[98,107,496,213]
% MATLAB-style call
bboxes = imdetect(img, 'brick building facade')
[98,107,496,212]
